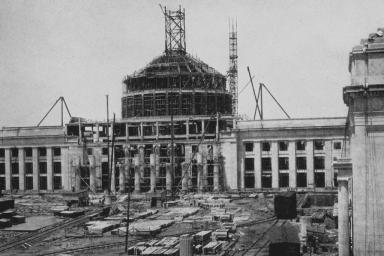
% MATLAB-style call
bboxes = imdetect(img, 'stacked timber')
[212,228,229,240]
[202,241,223,255]
[0,199,14,212]
[194,230,212,246]
[2,209,16,218]
[11,215,26,224]
[0,218,12,228]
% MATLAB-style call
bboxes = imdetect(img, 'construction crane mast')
[228,19,238,115]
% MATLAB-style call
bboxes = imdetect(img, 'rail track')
[37,239,143,256]
[227,193,305,256]
[0,208,107,253]
[236,216,277,227]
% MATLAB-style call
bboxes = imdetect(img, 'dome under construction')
[121,7,232,118]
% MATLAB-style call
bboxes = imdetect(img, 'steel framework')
[160,5,186,55]
[228,19,238,115]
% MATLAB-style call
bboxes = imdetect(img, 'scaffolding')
[160,5,186,55]
[121,6,232,119]
[228,19,238,115]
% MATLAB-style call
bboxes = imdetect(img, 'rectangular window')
[0,149,4,158]
[314,156,325,170]
[262,142,271,152]
[296,157,307,170]
[244,142,254,152]
[11,177,19,190]
[279,173,289,187]
[26,176,33,190]
[87,148,93,155]
[25,148,32,157]
[40,176,47,190]
[279,141,288,151]
[315,172,325,187]
[54,176,62,190]
[39,147,47,157]
[25,163,33,174]
[296,141,306,151]
[278,157,289,170]
[0,163,5,175]
[333,142,342,150]
[39,162,47,174]
[0,177,5,190]
[11,163,19,174]
[53,147,61,156]
[53,162,61,174]
[261,158,272,171]
[297,173,307,187]
[244,173,255,188]
[262,175,272,188]
[102,148,108,155]
[244,158,254,171]
[314,140,324,150]
[102,162,109,175]
[11,148,18,157]
[192,145,199,153]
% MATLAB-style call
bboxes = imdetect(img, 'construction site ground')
[0,192,337,255]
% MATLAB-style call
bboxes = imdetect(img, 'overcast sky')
[1,0,383,127]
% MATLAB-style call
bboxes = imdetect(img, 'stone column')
[338,179,350,256]
[118,164,125,193]
[213,164,219,191]
[5,149,11,191]
[254,142,262,189]
[324,140,333,188]
[74,157,81,191]
[165,163,172,191]
[196,153,203,193]
[94,151,102,192]
[288,141,296,188]
[181,162,189,192]
[271,141,279,189]
[89,155,96,192]
[202,154,208,191]
[47,147,53,191]
[213,145,220,191]
[32,147,39,191]
[134,155,140,193]
[333,158,352,256]
[61,147,70,191]
[306,141,314,188]
[149,153,156,192]
[18,148,25,191]
[120,147,130,193]
[155,150,160,182]
[139,145,145,182]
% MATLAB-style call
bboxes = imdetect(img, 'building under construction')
[0,6,346,195]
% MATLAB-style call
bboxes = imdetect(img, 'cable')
[238,75,255,95]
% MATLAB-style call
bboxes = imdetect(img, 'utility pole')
[110,114,116,193]
[105,95,111,205]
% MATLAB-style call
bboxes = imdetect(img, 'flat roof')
[236,117,346,130]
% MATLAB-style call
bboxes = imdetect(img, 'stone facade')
[0,116,346,193]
